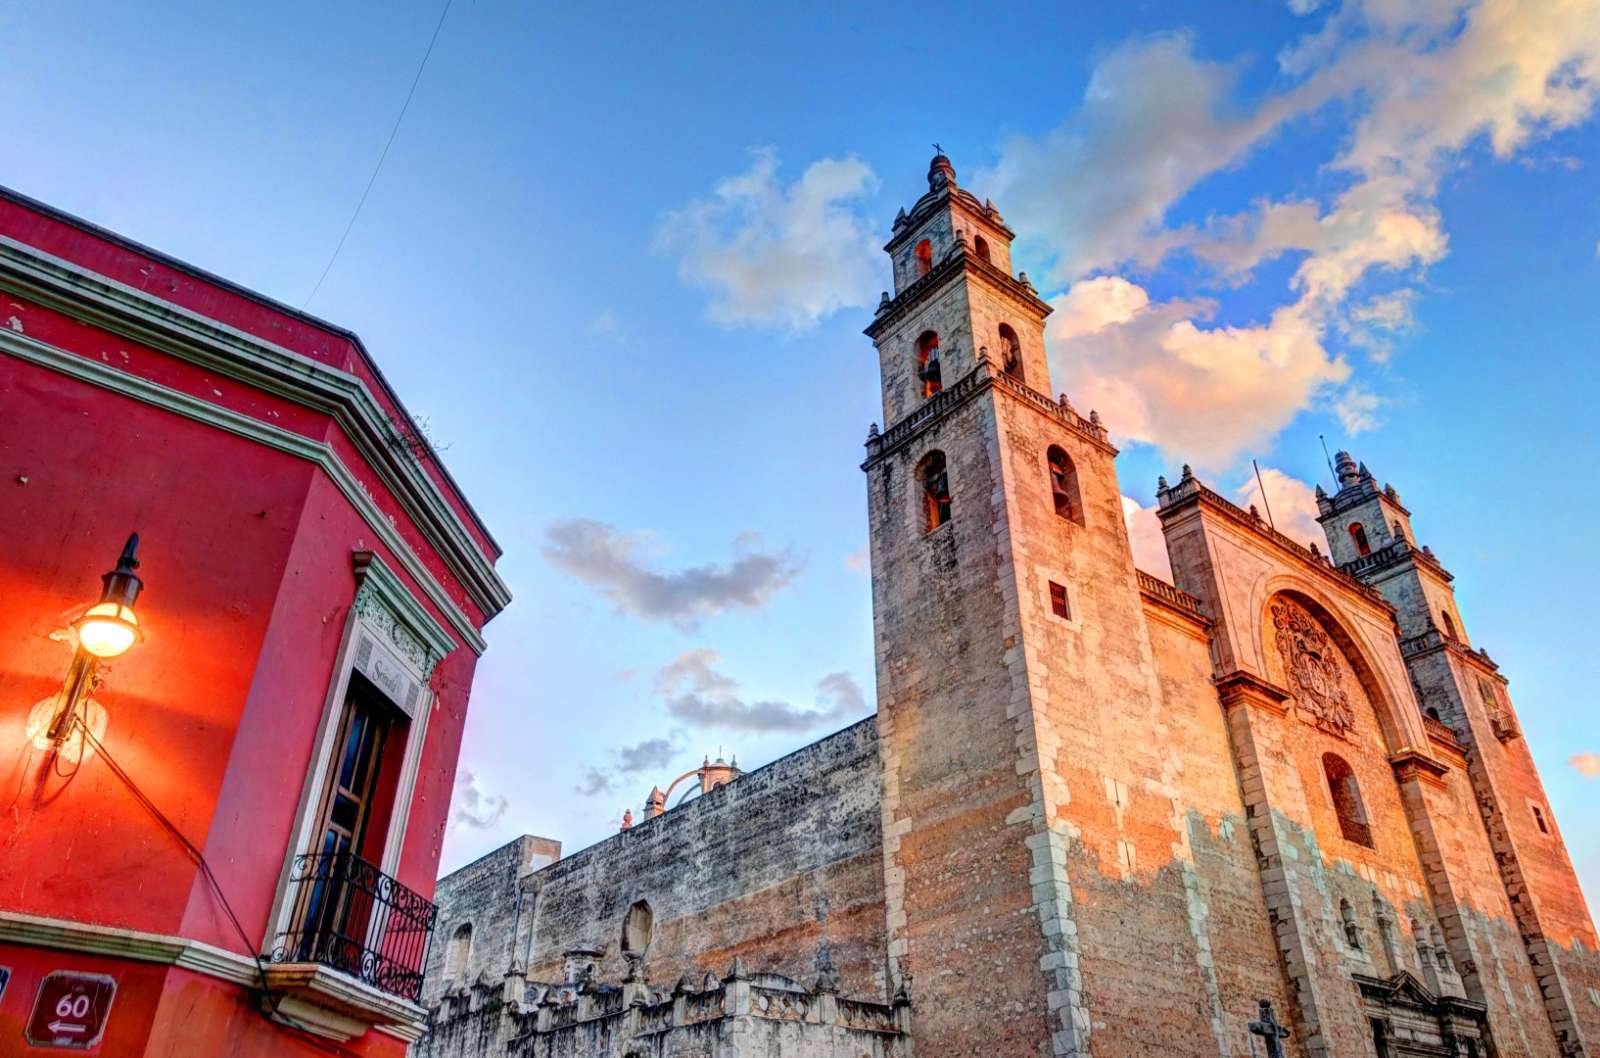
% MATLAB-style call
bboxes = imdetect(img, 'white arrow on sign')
[48,1020,88,1034]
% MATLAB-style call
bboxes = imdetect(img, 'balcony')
[265,851,437,1041]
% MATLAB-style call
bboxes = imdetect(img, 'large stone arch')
[1247,574,1419,757]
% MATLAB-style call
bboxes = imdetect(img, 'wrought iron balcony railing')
[268,850,437,1002]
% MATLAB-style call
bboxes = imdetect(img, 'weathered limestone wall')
[425,835,562,1006]
[1420,642,1600,1055]
[874,277,972,427]
[522,719,886,997]
[1161,481,1578,1058]
[416,972,909,1058]
[990,390,1294,1058]
[867,381,1061,1055]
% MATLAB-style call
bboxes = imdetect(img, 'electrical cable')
[71,716,369,1058]
[302,0,455,309]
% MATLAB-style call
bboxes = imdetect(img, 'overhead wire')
[302,0,455,309]
[71,716,367,1058]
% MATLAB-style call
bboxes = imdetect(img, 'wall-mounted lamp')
[46,534,144,745]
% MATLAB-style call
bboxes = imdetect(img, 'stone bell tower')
[862,154,1180,1058]
[1319,452,1600,1057]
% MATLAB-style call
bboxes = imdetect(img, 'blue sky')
[3,1,1595,912]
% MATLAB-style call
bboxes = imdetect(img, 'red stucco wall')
[0,190,501,1055]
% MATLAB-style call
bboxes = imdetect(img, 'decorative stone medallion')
[353,583,439,682]
[1271,600,1356,738]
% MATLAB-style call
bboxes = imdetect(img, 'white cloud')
[654,649,869,734]
[588,310,628,344]
[1570,751,1600,779]
[993,2,1600,469]
[1121,495,1172,581]
[655,148,884,333]
[980,33,1320,286]
[1333,386,1384,433]
[1048,278,1348,468]
[449,768,509,831]
[543,519,799,630]
[1233,466,1327,549]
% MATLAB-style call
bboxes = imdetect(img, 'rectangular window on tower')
[1049,581,1071,619]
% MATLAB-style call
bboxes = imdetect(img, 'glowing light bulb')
[75,602,140,658]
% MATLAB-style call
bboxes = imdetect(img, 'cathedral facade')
[415,155,1599,1058]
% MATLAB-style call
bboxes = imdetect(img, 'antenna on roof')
[1318,434,1336,485]
[1252,459,1276,530]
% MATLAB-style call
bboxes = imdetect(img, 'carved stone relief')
[353,582,439,682]
[1271,600,1356,738]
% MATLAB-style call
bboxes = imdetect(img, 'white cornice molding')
[0,911,426,1042]
[0,329,487,654]
[353,550,458,676]
[0,910,260,986]
[0,235,509,622]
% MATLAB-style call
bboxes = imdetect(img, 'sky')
[2,1,1595,913]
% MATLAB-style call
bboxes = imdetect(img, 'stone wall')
[425,835,561,1006]
[519,718,885,997]
[416,965,908,1058]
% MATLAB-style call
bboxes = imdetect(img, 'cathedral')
[414,154,1599,1058]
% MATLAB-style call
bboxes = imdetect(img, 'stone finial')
[892,207,908,230]
[929,152,956,190]
[620,808,632,831]
[1358,461,1373,482]
[1314,484,1327,499]
[1157,475,1170,493]
[1334,450,1359,489]
[1017,271,1035,292]
[877,291,891,313]
[1309,541,1322,557]
[1058,392,1072,410]
[646,785,666,818]
[867,422,880,438]
[1180,464,1195,482]
[1249,505,1263,522]
[1089,410,1102,427]
[724,956,749,981]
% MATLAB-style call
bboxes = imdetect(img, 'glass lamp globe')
[75,602,141,658]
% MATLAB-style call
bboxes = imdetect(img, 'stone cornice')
[1214,670,1292,715]
[883,184,1015,254]
[1,329,487,653]
[1390,749,1450,788]
[0,232,510,624]
[0,910,427,1042]
[1398,628,1503,679]
[1339,538,1454,584]
[861,364,1114,471]
[1158,474,1393,614]
[863,249,1052,341]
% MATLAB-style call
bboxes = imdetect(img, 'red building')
[0,185,509,1055]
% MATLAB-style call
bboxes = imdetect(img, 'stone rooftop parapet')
[1136,569,1210,625]
[1338,537,1454,583]
[1157,468,1391,610]
[418,964,907,1058]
